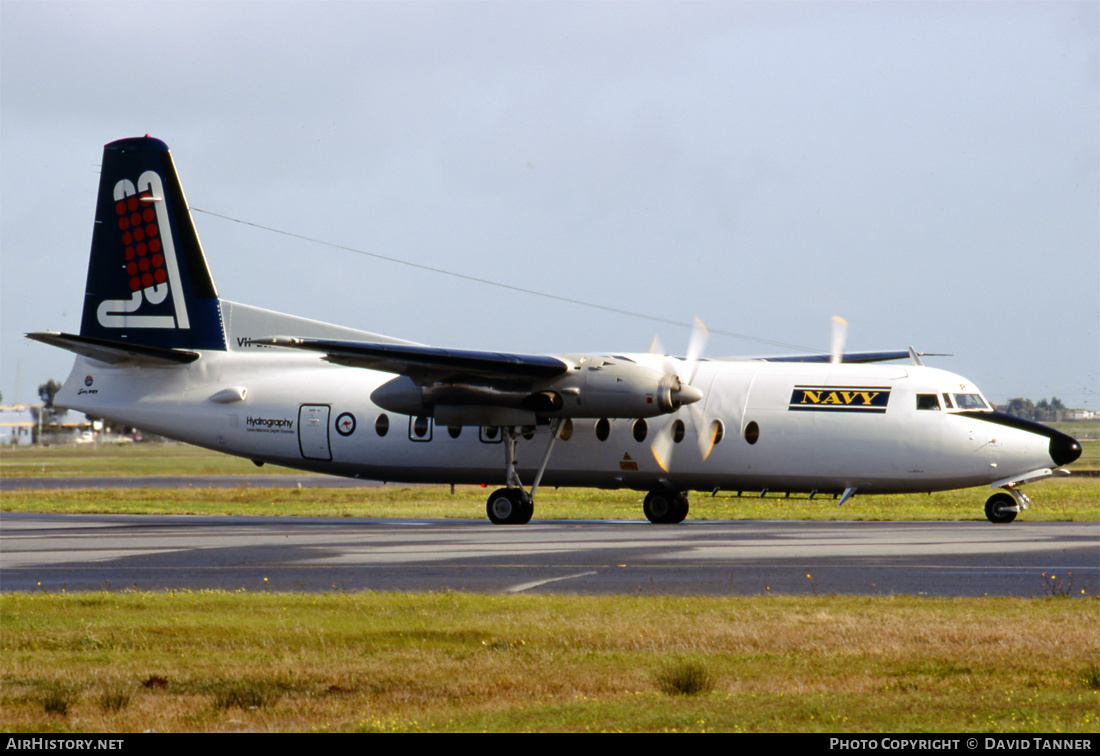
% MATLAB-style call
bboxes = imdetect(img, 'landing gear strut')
[985,488,1029,524]
[643,489,689,524]
[484,420,562,525]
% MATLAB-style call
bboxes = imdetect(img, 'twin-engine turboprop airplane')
[29,137,1082,524]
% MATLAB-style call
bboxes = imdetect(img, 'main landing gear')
[484,420,562,525]
[985,487,1029,524]
[486,487,533,525]
[643,490,689,524]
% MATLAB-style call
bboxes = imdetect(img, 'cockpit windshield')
[952,393,989,411]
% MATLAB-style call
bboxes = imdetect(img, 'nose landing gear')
[985,488,1030,524]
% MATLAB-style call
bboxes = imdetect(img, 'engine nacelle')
[550,356,698,418]
[369,355,702,423]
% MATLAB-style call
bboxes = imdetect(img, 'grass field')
[1,592,1097,733]
[2,441,1098,522]
[0,441,303,478]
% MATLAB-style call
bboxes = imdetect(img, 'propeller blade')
[649,318,710,471]
[693,404,719,461]
[830,315,848,365]
[651,430,674,472]
[683,317,709,383]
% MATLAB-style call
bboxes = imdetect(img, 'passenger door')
[298,404,332,461]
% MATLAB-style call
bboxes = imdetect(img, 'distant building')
[0,405,94,445]
[0,406,37,446]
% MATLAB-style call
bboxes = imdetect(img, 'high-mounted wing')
[756,349,949,364]
[255,337,569,382]
[256,336,702,425]
[758,350,911,364]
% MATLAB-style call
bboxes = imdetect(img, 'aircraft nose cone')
[1049,431,1082,467]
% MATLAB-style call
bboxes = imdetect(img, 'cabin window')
[744,421,759,445]
[916,394,941,411]
[710,419,724,446]
[595,418,611,442]
[953,393,989,410]
[559,418,574,441]
[671,419,685,444]
[375,414,389,437]
[632,419,648,442]
[447,425,462,439]
[410,415,432,441]
[480,426,501,443]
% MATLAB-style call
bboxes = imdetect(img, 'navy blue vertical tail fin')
[80,136,225,351]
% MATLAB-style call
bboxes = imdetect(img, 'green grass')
[1048,419,1099,438]
[2,477,1096,521]
[2,442,1097,521]
[0,442,306,478]
[654,658,717,696]
[1,591,1096,733]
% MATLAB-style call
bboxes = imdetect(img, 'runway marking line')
[505,571,598,593]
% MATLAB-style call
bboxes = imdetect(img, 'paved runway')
[2,513,1096,597]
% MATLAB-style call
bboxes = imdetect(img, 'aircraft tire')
[644,490,688,524]
[487,488,533,525]
[984,492,1018,524]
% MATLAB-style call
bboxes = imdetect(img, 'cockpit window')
[942,392,954,409]
[953,393,989,410]
[916,394,941,411]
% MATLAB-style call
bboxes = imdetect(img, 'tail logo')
[96,172,190,330]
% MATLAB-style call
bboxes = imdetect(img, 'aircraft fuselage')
[55,304,1066,499]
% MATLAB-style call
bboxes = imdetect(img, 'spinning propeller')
[649,315,852,472]
[650,318,716,472]
[830,315,848,365]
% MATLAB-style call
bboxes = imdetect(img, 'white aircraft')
[30,137,1082,525]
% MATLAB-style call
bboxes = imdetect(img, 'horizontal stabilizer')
[26,331,199,366]
[256,337,568,381]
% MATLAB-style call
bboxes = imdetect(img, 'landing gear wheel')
[486,488,533,525]
[985,492,1018,524]
[643,490,689,524]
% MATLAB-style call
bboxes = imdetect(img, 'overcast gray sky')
[2,1,1097,408]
